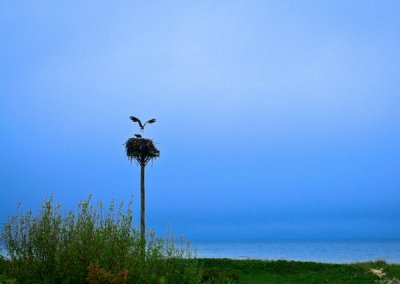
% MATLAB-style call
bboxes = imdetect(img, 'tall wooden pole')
[125,133,159,253]
[140,160,146,244]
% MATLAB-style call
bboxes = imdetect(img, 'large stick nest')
[125,138,160,164]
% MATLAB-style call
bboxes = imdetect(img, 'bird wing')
[143,118,156,127]
[130,116,144,128]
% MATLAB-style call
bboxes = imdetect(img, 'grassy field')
[199,258,400,283]
[1,256,400,283]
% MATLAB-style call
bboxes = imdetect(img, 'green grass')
[2,254,400,283]
[199,258,400,283]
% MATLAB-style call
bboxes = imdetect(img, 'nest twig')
[125,138,160,166]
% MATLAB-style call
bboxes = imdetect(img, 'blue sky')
[1,1,399,241]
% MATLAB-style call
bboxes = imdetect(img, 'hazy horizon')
[1,1,400,242]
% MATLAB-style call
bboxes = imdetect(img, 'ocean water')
[191,241,400,263]
[2,241,399,264]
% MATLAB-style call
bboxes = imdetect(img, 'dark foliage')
[0,196,201,284]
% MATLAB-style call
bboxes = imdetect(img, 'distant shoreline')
[191,240,400,264]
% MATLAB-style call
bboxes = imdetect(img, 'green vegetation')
[1,196,399,283]
[199,258,400,283]
[2,255,400,284]
[0,196,201,283]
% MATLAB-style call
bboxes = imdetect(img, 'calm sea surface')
[191,241,400,263]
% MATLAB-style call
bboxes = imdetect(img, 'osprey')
[130,116,156,130]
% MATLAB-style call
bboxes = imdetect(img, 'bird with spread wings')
[130,116,156,131]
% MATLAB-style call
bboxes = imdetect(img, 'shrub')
[86,262,128,284]
[0,196,202,283]
[0,254,15,283]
